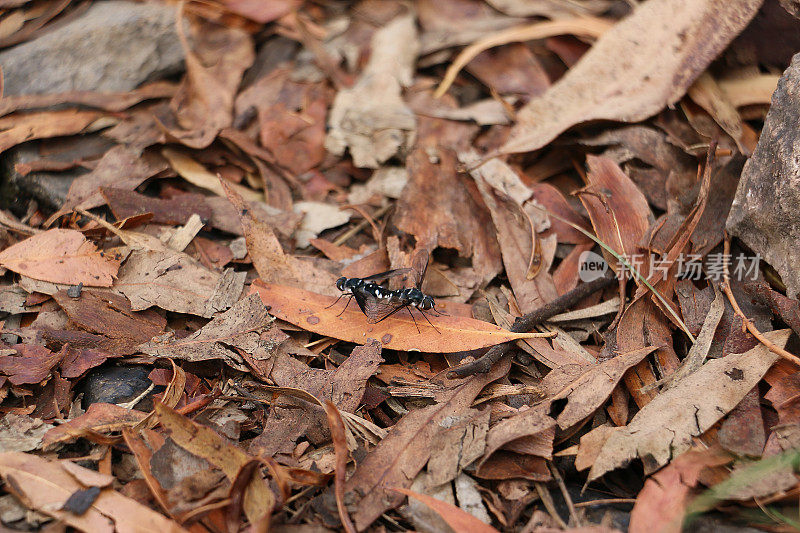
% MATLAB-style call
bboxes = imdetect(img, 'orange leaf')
[250,280,552,353]
[391,487,499,533]
[0,229,118,286]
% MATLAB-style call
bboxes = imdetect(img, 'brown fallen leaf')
[155,401,274,525]
[579,155,653,272]
[588,329,791,481]
[160,16,254,149]
[0,229,119,287]
[0,451,186,532]
[0,81,177,118]
[219,177,338,296]
[346,358,511,530]
[42,403,147,450]
[251,281,552,353]
[101,187,212,226]
[542,346,657,429]
[394,113,501,291]
[249,339,383,457]
[138,293,273,371]
[480,406,555,469]
[428,408,490,485]
[53,289,166,351]
[0,344,64,385]
[114,247,244,318]
[466,153,559,313]
[629,447,732,533]
[500,0,763,155]
[0,109,103,154]
[392,487,500,533]
[325,12,418,168]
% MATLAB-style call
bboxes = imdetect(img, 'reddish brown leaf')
[161,18,254,149]
[42,403,147,450]
[251,281,553,353]
[101,188,212,226]
[0,344,64,385]
[629,448,732,533]
[392,487,500,533]
[0,229,119,287]
[0,109,101,154]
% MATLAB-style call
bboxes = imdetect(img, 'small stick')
[549,461,583,527]
[721,235,800,366]
[448,275,616,378]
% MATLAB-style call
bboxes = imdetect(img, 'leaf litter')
[0,1,798,531]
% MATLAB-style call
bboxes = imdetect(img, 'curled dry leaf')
[346,358,511,530]
[588,330,791,481]
[500,0,763,155]
[0,451,186,532]
[155,401,275,525]
[0,109,103,154]
[391,487,500,533]
[542,346,657,429]
[325,13,418,168]
[251,281,552,353]
[42,403,147,450]
[0,229,119,287]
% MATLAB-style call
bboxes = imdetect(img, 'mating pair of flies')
[328,251,446,333]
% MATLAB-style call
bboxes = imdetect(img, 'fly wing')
[354,286,406,323]
[351,286,371,316]
[360,268,414,285]
[410,249,430,289]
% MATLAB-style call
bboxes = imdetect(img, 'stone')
[727,53,800,296]
[0,0,185,96]
[0,136,115,212]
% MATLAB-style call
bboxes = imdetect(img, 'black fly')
[328,251,445,333]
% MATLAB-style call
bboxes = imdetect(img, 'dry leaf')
[42,403,147,450]
[589,330,790,481]
[392,487,500,533]
[161,19,254,148]
[0,451,186,532]
[346,358,510,530]
[629,447,732,533]
[251,281,552,353]
[325,13,418,168]
[0,229,119,287]
[543,347,657,429]
[0,109,102,154]
[155,402,275,525]
[138,293,273,370]
[500,0,763,155]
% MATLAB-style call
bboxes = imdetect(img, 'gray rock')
[0,0,185,96]
[727,53,800,297]
[0,136,115,212]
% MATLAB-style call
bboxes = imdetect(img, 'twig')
[549,461,582,527]
[534,482,568,529]
[721,235,800,366]
[573,498,636,507]
[333,204,391,246]
[448,275,616,378]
